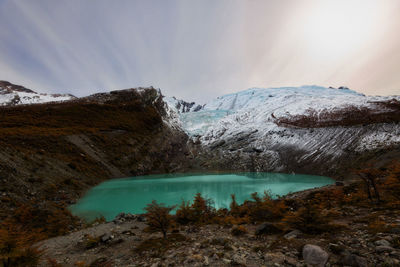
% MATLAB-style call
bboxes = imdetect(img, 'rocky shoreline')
[37,182,400,267]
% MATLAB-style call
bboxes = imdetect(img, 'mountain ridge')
[0,80,76,106]
[164,85,400,178]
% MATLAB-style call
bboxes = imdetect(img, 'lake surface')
[69,173,333,221]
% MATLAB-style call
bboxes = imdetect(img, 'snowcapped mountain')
[1,79,398,176]
[163,96,203,113]
[169,85,400,176]
[175,85,397,136]
[0,80,75,106]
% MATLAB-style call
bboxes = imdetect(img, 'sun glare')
[302,0,382,60]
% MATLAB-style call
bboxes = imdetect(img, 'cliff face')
[194,123,400,179]
[0,87,192,219]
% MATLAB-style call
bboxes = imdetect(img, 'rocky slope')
[170,85,400,178]
[0,80,75,105]
[0,86,193,221]
[37,182,400,267]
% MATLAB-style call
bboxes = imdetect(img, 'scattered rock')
[101,233,113,243]
[284,256,299,266]
[264,252,285,264]
[136,214,146,222]
[390,227,400,234]
[121,230,135,235]
[210,237,225,246]
[204,256,209,266]
[232,254,246,266]
[376,246,394,253]
[328,243,345,254]
[113,212,139,224]
[222,258,232,264]
[375,239,391,247]
[302,244,329,267]
[284,230,301,240]
[340,251,368,267]
[391,250,400,259]
[255,223,282,235]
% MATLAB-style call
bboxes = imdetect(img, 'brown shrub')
[231,225,248,236]
[47,258,63,267]
[246,192,287,222]
[175,193,216,225]
[368,218,389,234]
[144,200,176,239]
[282,202,332,234]
[0,225,42,267]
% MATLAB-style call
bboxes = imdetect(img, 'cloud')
[0,0,399,102]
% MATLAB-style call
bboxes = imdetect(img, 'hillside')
[0,87,193,237]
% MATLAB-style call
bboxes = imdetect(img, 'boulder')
[101,233,113,243]
[302,244,329,267]
[340,251,368,267]
[375,239,391,247]
[255,222,282,235]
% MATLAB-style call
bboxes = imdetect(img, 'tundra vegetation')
[1,161,400,265]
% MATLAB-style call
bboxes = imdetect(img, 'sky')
[1,0,400,103]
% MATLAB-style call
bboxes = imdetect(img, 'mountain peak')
[0,80,76,106]
[0,80,36,93]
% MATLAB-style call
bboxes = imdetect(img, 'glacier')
[165,85,400,175]
[169,85,398,138]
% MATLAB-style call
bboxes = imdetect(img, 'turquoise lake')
[69,173,334,221]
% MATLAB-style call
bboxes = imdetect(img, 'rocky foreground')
[37,183,400,267]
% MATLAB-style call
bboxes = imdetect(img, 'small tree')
[283,202,330,234]
[358,168,381,203]
[0,225,42,267]
[175,193,215,225]
[144,200,176,239]
[175,199,193,225]
[230,194,240,216]
[192,193,215,223]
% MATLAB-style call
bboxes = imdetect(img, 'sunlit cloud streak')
[0,0,399,102]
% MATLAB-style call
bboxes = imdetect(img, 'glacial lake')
[69,173,334,221]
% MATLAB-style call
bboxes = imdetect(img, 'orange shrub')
[144,200,176,239]
[246,192,287,222]
[282,202,331,234]
[175,193,216,225]
[231,225,248,236]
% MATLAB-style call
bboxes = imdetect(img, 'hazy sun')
[301,0,383,60]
